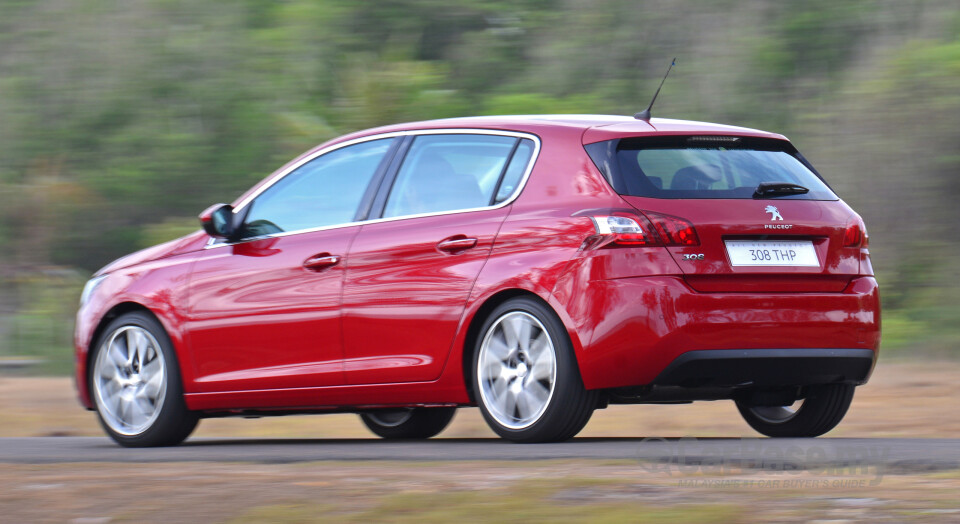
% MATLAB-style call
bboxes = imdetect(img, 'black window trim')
[490,138,522,206]
[356,135,411,223]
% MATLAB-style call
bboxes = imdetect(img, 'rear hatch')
[585,135,866,293]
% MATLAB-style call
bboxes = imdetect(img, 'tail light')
[590,215,657,245]
[644,211,700,246]
[843,217,868,248]
[844,216,872,275]
[590,212,699,247]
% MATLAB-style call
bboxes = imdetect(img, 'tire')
[360,407,456,439]
[89,311,199,447]
[735,384,856,438]
[471,297,598,443]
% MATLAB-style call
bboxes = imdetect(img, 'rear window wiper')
[753,182,809,198]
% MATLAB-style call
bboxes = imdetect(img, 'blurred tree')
[2,0,960,366]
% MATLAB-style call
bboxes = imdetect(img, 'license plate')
[725,240,819,267]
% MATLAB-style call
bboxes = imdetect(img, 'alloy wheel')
[748,402,803,423]
[93,325,167,436]
[477,311,557,430]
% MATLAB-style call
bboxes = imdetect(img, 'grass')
[3,462,956,524]
[228,496,743,524]
[220,476,745,523]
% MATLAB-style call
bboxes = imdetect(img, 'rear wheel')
[735,384,855,438]
[472,297,597,443]
[360,407,456,439]
[90,312,198,447]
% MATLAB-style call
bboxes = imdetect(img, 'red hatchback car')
[75,115,880,446]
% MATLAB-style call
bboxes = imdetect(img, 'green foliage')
[139,218,201,249]
[481,93,605,115]
[2,0,960,372]
[1,271,85,375]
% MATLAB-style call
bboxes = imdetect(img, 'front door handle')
[303,253,341,271]
[437,236,478,253]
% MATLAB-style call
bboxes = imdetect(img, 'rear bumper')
[651,348,876,388]
[567,275,881,390]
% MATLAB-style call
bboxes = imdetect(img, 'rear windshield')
[585,136,837,200]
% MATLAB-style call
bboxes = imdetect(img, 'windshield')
[587,136,837,200]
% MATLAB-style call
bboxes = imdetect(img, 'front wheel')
[472,297,597,443]
[360,407,456,439]
[90,312,198,447]
[736,384,856,438]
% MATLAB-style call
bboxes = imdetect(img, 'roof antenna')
[634,58,676,121]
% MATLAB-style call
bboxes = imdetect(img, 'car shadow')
[177,436,876,447]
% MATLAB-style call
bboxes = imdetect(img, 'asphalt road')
[1,437,957,473]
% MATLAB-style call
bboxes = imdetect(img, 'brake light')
[590,215,657,245]
[843,218,868,248]
[589,212,700,247]
[644,211,700,246]
[843,225,861,247]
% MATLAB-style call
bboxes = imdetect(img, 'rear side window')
[586,136,837,200]
[382,134,533,218]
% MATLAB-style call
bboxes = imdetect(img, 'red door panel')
[184,228,358,392]
[342,209,507,384]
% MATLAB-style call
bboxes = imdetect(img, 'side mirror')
[199,203,236,239]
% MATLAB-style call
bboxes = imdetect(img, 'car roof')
[327,115,788,147]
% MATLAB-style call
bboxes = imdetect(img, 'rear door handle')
[303,253,341,271]
[437,237,478,253]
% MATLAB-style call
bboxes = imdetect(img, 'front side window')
[382,134,530,218]
[241,138,395,237]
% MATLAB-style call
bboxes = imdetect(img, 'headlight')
[80,275,108,307]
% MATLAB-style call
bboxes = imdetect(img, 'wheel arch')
[85,302,171,396]
[460,289,558,403]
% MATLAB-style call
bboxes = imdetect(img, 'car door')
[184,137,398,393]
[342,132,537,384]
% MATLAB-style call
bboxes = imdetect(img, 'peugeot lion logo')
[765,205,784,221]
